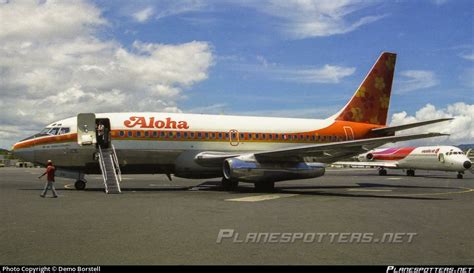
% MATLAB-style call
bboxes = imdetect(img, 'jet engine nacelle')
[223,157,325,183]
[358,153,374,162]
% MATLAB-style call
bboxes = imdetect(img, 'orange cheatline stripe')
[14,120,382,150]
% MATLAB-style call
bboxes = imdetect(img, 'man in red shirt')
[38,160,58,198]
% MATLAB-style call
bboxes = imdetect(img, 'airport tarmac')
[0,167,473,265]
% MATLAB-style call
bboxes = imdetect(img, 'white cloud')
[242,0,384,39]
[283,65,356,84]
[459,53,474,61]
[0,0,213,149]
[390,103,474,145]
[237,56,355,84]
[154,0,207,20]
[395,70,439,93]
[132,7,154,23]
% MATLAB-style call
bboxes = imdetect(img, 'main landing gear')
[254,181,275,192]
[406,170,415,177]
[378,168,387,176]
[221,177,239,191]
[74,179,87,190]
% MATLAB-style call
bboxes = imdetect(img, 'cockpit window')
[48,127,60,135]
[20,126,71,142]
[39,128,51,135]
[59,128,70,135]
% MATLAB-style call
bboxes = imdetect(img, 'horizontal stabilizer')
[372,118,453,135]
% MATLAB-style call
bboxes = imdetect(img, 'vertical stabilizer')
[334,52,396,126]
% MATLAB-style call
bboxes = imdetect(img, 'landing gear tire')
[221,177,239,190]
[75,180,86,190]
[406,170,415,177]
[457,173,463,179]
[378,169,387,176]
[254,181,275,192]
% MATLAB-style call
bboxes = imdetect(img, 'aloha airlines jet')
[335,146,472,178]
[12,52,452,193]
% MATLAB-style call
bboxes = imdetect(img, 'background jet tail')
[332,52,397,126]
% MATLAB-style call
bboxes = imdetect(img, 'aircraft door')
[438,152,445,163]
[343,126,354,141]
[77,113,97,146]
[229,129,239,146]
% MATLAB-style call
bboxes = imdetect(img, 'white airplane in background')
[12,52,452,193]
[335,146,472,179]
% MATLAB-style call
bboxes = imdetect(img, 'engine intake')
[223,157,325,183]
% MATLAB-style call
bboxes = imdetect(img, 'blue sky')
[94,0,473,116]
[0,0,473,148]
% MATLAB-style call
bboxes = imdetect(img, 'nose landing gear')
[457,172,463,179]
[75,179,87,190]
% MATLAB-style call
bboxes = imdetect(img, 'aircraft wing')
[195,132,448,166]
[371,118,452,135]
[253,132,447,163]
[332,161,399,168]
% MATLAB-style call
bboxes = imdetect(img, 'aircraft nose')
[464,161,472,169]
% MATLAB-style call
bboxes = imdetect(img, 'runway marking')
[400,187,474,197]
[226,194,298,202]
[347,189,393,192]
[64,183,73,189]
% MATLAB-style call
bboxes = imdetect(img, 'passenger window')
[136,131,141,137]
[144,131,149,137]
[119,131,125,137]
[128,131,132,137]
[153,131,158,137]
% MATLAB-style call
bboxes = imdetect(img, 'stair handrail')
[98,146,108,192]
[111,144,122,182]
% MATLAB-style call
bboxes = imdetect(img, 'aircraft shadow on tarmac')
[188,181,451,201]
[350,172,472,180]
[19,180,464,200]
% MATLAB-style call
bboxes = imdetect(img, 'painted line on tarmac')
[64,183,73,189]
[386,178,403,180]
[347,189,393,192]
[399,187,474,197]
[226,194,298,202]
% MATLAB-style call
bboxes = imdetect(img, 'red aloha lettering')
[124,116,189,129]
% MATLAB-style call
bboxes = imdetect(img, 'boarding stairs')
[98,145,122,194]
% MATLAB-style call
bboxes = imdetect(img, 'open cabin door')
[77,113,97,146]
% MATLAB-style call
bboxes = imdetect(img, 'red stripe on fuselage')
[372,147,416,161]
